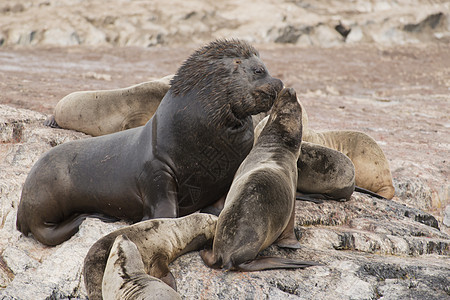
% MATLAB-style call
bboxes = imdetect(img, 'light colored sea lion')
[44,75,173,136]
[102,234,181,300]
[16,39,283,246]
[201,87,320,271]
[84,213,217,300]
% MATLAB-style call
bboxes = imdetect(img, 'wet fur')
[201,88,319,271]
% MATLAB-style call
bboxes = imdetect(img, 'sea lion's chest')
[176,126,254,214]
[153,93,254,214]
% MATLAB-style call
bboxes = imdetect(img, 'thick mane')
[170,39,259,97]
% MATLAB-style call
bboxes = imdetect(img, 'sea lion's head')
[170,39,283,128]
[257,87,302,154]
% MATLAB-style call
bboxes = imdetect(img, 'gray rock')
[0,105,449,299]
[444,205,450,227]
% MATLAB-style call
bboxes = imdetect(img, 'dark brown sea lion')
[102,234,181,300]
[201,88,320,271]
[84,214,217,300]
[16,39,283,246]
[44,75,173,136]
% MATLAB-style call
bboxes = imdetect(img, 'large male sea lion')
[84,214,217,300]
[16,39,283,246]
[201,88,320,271]
[102,234,181,300]
[44,75,173,136]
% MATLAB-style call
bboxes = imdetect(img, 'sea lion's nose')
[273,78,284,93]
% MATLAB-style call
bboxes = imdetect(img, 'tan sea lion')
[102,234,181,300]
[16,39,283,246]
[84,213,217,300]
[44,75,173,136]
[201,88,320,271]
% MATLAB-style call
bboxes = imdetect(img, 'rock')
[346,26,364,43]
[444,205,450,227]
[403,12,446,33]
[0,0,448,47]
[0,105,448,299]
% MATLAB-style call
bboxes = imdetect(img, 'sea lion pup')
[254,98,394,200]
[16,39,283,246]
[84,213,217,300]
[295,142,356,202]
[201,88,320,271]
[254,115,355,202]
[302,129,395,199]
[102,234,181,300]
[44,75,173,136]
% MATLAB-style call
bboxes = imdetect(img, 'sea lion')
[254,114,355,202]
[16,39,284,246]
[102,234,181,300]
[254,97,394,200]
[44,75,173,136]
[302,129,395,199]
[296,142,355,201]
[201,87,320,271]
[84,213,217,300]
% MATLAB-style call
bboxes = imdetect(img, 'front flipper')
[236,257,323,271]
[354,186,387,200]
[295,191,350,203]
[141,169,178,221]
[275,202,301,249]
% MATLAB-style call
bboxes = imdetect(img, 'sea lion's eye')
[253,67,265,75]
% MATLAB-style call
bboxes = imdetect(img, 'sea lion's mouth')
[252,87,279,113]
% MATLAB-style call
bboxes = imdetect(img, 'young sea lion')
[302,129,395,199]
[201,88,320,271]
[16,39,283,246]
[102,234,181,300]
[254,96,394,200]
[84,213,217,300]
[44,75,173,136]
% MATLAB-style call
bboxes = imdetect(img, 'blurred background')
[1,0,448,47]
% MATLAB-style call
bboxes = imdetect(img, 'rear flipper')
[43,115,61,128]
[34,213,120,246]
[354,186,387,200]
[236,257,323,271]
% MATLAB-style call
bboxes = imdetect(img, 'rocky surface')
[1,0,449,299]
[0,0,449,47]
